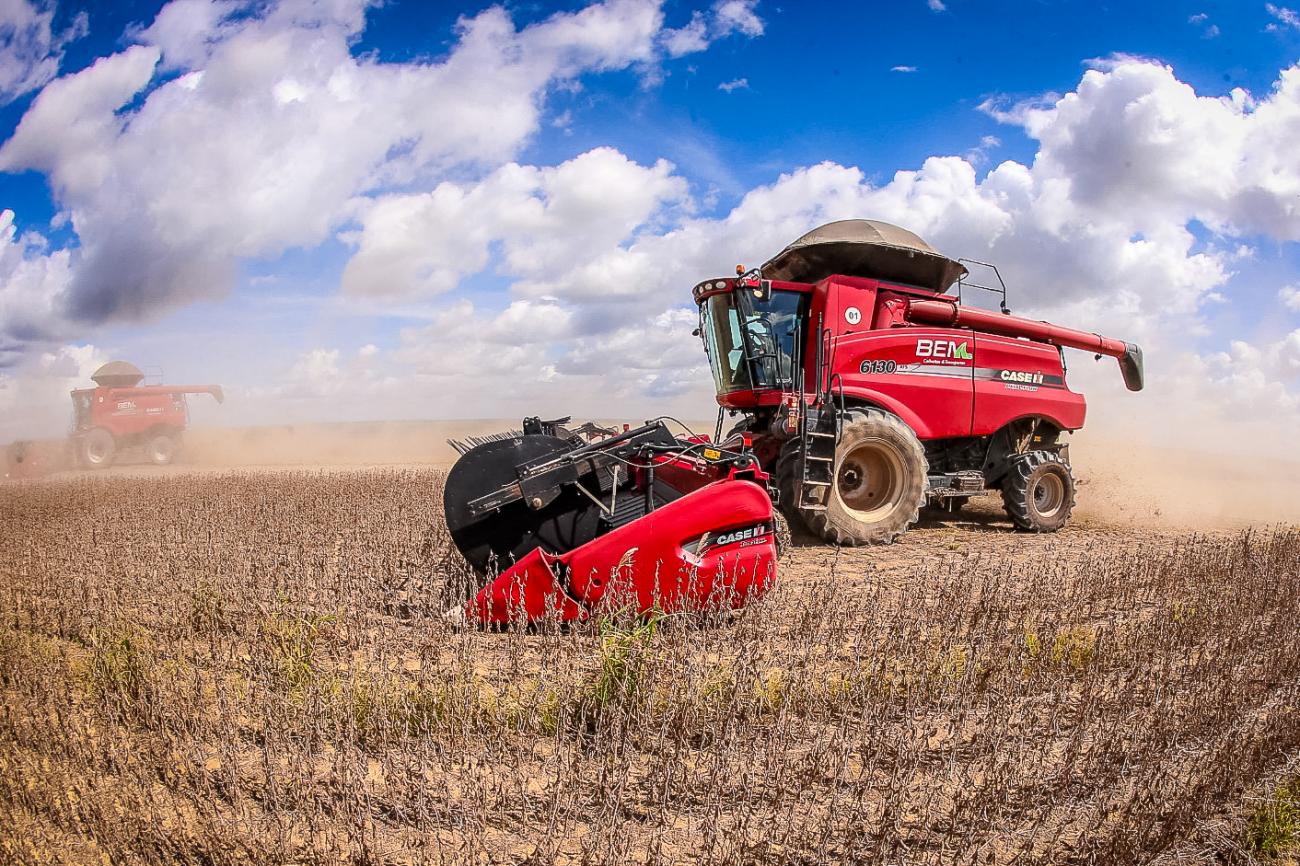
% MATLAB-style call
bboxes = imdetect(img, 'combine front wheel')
[1001,451,1076,532]
[806,409,928,545]
[78,428,116,469]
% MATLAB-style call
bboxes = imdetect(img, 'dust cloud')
[1069,430,1300,530]
[7,415,1299,531]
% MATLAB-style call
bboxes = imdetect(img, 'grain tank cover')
[90,360,145,389]
[760,219,968,292]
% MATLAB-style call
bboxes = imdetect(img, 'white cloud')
[1281,284,1300,311]
[1266,3,1300,30]
[0,0,87,104]
[891,65,918,73]
[661,11,708,57]
[387,56,1300,423]
[660,1,763,57]
[981,59,1300,243]
[964,134,1000,164]
[0,208,73,367]
[341,147,689,300]
[718,77,747,92]
[927,0,947,11]
[1189,12,1209,24]
[8,26,1300,438]
[0,0,729,344]
[0,343,106,439]
[712,1,763,37]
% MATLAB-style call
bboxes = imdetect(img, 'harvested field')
[2,468,1300,864]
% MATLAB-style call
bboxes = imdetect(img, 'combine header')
[443,219,1143,626]
[445,417,779,626]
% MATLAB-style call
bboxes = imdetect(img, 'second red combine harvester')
[443,220,1143,626]
[71,361,224,469]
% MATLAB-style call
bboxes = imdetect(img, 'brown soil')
[2,462,1298,865]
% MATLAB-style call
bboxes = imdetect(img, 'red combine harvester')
[70,361,224,468]
[443,220,1143,626]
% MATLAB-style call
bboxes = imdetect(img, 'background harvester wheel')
[799,408,928,546]
[1000,450,1076,532]
[147,432,178,466]
[78,428,116,469]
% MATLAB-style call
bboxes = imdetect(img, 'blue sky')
[2,0,1300,440]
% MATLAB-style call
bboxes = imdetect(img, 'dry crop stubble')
[1,469,1299,864]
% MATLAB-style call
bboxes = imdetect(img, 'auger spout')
[906,299,1144,391]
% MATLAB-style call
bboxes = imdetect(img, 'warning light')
[735,264,745,275]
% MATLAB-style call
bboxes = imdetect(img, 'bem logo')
[916,339,972,360]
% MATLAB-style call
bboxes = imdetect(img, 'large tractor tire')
[781,409,928,546]
[78,428,116,469]
[146,432,178,466]
[1001,450,1076,532]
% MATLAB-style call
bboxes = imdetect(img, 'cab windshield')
[700,288,806,394]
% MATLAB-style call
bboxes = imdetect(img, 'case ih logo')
[916,339,972,360]
[1001,370,1045,385]
[697,522,772,554]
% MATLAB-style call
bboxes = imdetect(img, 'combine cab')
[70,361,224,469]
[442,219,1144,626]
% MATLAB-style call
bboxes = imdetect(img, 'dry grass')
[2,468,1300,864]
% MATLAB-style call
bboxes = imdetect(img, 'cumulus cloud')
[0,0,87,104]
[7,19,1300,435]
[0,0,757,352]
[349,56,1300,419]
[1281,284,1300,311]
[0,209,73,367]
[341,147,689,300]
[980,60,1300,242]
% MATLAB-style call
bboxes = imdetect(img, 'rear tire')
[1001,451,1075,532]
[78,428,116,469]
[146,433,178,466]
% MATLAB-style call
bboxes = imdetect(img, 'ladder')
[795,321,842,512]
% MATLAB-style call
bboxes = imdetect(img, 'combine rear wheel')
[782,409,927,545]
[78,428,116,469]
[1001,451,1075,532]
